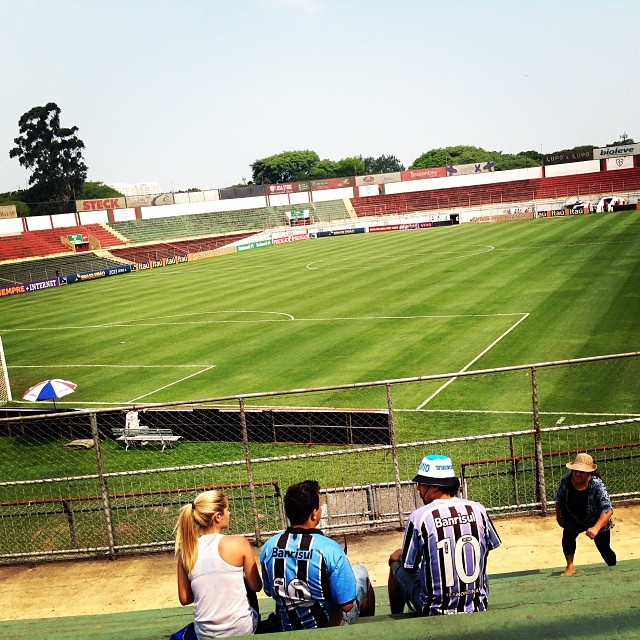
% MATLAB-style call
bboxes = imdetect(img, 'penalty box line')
[415,313,530,410]
[128,366,216,403]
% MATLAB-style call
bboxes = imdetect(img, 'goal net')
[0,337,12,404]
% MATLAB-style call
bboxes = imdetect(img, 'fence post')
[509,435,520,507]
[239,398,262,545]
[90,412,116,559]
[386,383,404,528]
[530,367,548,515]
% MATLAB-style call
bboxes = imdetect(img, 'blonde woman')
[174,490,262,638]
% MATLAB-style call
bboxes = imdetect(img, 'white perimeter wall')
[268,192,311,206]
[544,159,600,177]
[385,166,543,195]
[79,210,109,224]
[0,218,24,235]
[139,195,268,219]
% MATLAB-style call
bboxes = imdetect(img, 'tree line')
[3,102,635,216]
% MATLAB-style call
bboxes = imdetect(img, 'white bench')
[113,427,182,451]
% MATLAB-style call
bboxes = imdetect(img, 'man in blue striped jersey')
[260,480,375,630]
[388,454,501,616]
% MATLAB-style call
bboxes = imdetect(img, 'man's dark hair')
[420,479,460,497]
[284,480,320,526]
[438,481,460,497]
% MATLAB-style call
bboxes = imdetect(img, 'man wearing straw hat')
[555,452,616,576]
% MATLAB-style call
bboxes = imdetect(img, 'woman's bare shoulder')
[219,534,252,551]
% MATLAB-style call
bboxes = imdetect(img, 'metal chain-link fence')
[1,352,638,563]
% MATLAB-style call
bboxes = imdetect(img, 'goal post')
[0,336,12,403]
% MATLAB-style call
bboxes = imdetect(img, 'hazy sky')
[2,0,638,194]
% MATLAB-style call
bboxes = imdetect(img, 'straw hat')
[566,452,597,472]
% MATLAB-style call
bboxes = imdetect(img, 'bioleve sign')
[593,145,640,159]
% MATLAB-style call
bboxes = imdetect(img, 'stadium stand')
[4,166,640,271]
[1,560,638,639]
[274,199,354,224]
[0,224,123,262]
[535,167,640,199]
[350,180,538,217]
[107,207,283,244]
[108,233,251,263]
[0,253,131,285]
[350,167,640,217]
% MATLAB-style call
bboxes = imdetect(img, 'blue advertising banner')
[316,228,365,238]
[0,277,59,298]
[64,264,135,285]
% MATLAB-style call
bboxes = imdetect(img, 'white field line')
[127,366,216,403]
[0,311,295,332]
[10,364,215,368]
[415,313,530,410]
[394,408,640,418]
[306,245,496,270]
[2,311,528,333]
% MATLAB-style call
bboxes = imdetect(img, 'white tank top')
[189,533,256,638]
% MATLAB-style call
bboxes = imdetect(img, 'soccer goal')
[0,336,12,404]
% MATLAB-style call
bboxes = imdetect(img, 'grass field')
[2,212,640,416]
[2,212,640,556]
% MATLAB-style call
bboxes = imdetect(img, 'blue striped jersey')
[260,528,357,629]
[402,497,501,615]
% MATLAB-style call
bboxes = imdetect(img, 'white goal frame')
[0,336,12,403]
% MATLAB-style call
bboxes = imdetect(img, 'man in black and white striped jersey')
[388,454,501,616]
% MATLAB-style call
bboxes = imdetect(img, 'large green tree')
[81,181,122,199]
[251,150,404,183]
[364,154,405,174]
[252,150,321,184]
[9,102,88,203]
[410,145,539,171]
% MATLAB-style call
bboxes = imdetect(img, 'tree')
[336,156,365,178]
[81,181,123,199]
[363,154,405,174]
[9,102,88,204]
[410,145,539,171]
[251,150,320,184]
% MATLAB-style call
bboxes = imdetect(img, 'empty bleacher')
[350,167,640,217]
[0,253,131,286]
[108,233,252,263]
[107,207,283,244]
[0,225,124,262]
[535,167,640,199]
[350,179,538,217]
[307,200,353,223]
[4,166,640,274]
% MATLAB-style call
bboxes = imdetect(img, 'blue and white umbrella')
[22,379,77,408]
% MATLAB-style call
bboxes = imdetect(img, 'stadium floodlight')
[0,336,12,403]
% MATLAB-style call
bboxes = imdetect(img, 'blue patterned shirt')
[260,528,356,630]
[555,473,614,531]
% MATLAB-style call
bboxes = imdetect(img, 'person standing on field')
[388,453,501,615]
[555,452,616,576]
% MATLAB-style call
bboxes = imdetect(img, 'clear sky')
[1,0,638,194]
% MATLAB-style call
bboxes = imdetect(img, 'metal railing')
[1,352,639,563]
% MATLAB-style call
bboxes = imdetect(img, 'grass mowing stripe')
[2,215,639,414]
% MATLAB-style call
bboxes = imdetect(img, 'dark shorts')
[391,560,421,612]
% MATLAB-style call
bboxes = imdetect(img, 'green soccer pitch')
[2,213,639,420]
